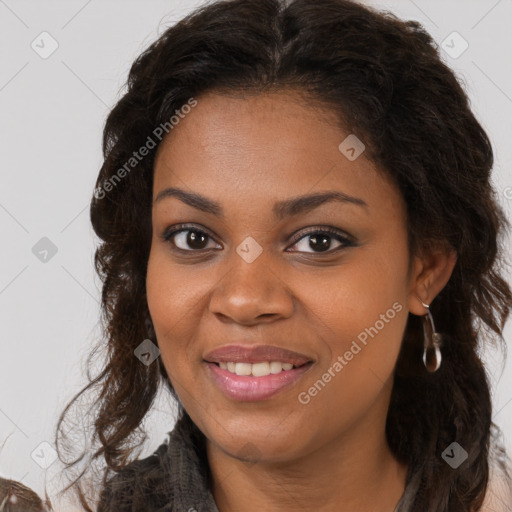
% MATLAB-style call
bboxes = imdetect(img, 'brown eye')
[287,227,355,254]
[163,225,220,252]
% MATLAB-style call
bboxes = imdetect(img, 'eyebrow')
[153,187,368,220]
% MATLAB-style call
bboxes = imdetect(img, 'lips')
[206,361,313,401]
[203,344,313,366]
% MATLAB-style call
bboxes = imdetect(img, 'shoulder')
[480,477,512,512]
[480,449,512,512]
[97,441,171,512]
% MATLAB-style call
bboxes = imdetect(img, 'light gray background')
[1,0,511,509]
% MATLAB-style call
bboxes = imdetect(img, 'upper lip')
[204,344,313,366]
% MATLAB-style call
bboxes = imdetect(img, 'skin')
[146,89,457,512]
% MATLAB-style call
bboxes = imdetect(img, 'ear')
[407,241,458,316]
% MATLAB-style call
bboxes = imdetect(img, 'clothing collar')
[157,413,220,512]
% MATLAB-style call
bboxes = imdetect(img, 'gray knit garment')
[97,414,419,512]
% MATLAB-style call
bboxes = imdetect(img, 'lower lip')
[205,362,313,401]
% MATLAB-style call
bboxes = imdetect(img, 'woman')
[54,0,512,510]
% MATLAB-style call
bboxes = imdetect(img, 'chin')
[205,418,308,464]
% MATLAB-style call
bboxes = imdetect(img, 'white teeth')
[269,361,283,374]
[251,362,270,377]
[235,362,252,376]
[217,361,297,376]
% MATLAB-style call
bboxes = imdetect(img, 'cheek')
[305,244,408,344]
[146,246,218,378]
[146,249,192,359]
[146,250,177,332]
[300,234,410,391]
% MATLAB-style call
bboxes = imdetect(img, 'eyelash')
[160,223,356,255]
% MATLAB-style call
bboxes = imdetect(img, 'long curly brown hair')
[53,0,512,510]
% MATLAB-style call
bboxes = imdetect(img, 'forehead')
[152,90,402,219]
[155,89,343,167]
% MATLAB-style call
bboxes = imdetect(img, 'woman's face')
[147,89,418,463]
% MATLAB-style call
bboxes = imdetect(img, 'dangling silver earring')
[420,301,442,372]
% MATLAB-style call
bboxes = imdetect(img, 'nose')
[208,248,294,325]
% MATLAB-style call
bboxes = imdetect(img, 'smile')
[205,361,313,401]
